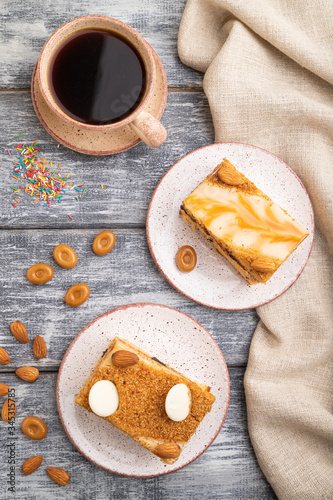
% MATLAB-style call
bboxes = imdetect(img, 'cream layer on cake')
[183,183,308,261]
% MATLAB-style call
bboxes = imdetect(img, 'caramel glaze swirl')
[184,191,307,251]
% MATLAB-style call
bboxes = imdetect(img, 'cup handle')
[129,111,167,148]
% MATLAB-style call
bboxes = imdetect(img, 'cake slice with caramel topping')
[75,337,215,464]
[180,159,309,285]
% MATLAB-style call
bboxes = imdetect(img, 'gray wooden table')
[0,1,277,499]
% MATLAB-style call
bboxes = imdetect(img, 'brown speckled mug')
[37,15,167,148]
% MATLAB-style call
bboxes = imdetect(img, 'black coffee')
[49,29,147,125]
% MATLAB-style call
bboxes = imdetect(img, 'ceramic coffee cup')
[37,15,167,148]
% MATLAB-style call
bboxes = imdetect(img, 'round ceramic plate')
[31,46,167,155]
[57,303,230,477]
[147,143,314,310]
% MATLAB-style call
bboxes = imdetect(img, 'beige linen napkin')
[178,1,333,498]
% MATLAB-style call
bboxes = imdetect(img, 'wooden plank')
[0,0,203,89]
[0,90,214,229]
[0,3,275,499]
[0,370,276,499]
[0,229,259,370]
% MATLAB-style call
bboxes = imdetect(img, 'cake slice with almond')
[180,158,309,285]
[75,337,215,464]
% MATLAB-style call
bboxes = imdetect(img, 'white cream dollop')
[165,383,191,422]
[88,380,119,417]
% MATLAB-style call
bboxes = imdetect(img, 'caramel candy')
[26,264,54,284]
[165,383,191,422]
[21,416,48,440]
[53,244,78,269]
[92,230,116,256]
[88,380,119,417]
[176,246,197,272]
[65,283,90,307]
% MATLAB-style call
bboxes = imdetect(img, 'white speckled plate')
[57,303,230,477]
[147,143,314,310]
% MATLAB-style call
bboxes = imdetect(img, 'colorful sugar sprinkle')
[8,139,86,214]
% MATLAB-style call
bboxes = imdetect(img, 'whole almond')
[0,346,10,365]
[0,383,10,397]
[16,366,39,383]
[10,321,28,344]
[1,398,16,422]
[217,161,244,186]
[155,443,181,459]
[47,467,70,486]
[22,455,43,475]
[251,257,276,272]
[112,350,139,368]
[33,336,47,359]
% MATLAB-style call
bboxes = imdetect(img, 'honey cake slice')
[75,337,215,464]
[180,159,309,285]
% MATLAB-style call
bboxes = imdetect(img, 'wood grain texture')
[0,228,259,370]
[0,1,275,498]
[0,91,214,229]
[0,0,203,89]
[0,371,276,500]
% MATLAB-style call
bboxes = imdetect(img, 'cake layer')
[75,337,215,464]
[181,159,309,284]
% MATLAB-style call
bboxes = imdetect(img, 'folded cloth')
[178,1,333,498]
